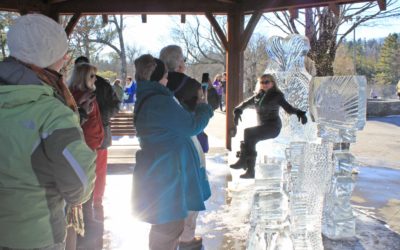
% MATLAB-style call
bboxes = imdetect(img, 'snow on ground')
[103,115,400,249]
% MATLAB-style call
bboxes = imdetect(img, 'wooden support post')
[226,11,244,150]
[181,14,186,23]
[65,13,81,37]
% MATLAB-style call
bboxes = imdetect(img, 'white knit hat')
[7,14,68,68]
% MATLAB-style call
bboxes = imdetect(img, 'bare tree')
[66,15,130,80]
[66,15,105,61]
[263,0,400,76]
[171,15,226,67]
[243,34,269,97]
[89,15,128,80]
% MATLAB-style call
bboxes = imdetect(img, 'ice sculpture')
[309,76,367,143]
[287,142,333,250]
[242,34,366,249]
[310,76,366,239]
[322,149,356,239]
[264,35,318,143]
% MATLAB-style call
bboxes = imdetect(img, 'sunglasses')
[260,80,272,85]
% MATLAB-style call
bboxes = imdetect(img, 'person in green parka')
[131,54,213,250]
[0,14,96,250]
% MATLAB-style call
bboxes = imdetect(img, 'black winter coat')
[235,89,300,126]
[95,75,120,148]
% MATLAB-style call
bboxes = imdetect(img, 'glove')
[230,126,237,137]
[233,108,242,126]
[296,110,308,125]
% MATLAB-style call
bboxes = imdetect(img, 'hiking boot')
[230,141,248,170]
[240,153,257,179]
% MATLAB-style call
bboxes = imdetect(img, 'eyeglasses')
[260,80,272,85]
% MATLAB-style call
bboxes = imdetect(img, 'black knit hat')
[150,58,166,82]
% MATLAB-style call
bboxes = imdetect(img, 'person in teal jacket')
[131,55,213,250]
[0,14,96,249]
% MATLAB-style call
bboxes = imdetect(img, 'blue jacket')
[132,80,213,224]
[124,81,136,103]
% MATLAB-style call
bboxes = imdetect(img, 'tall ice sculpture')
[244,34,366,249]
[309,76,367,239]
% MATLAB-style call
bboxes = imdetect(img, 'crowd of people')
[0,14,308,250]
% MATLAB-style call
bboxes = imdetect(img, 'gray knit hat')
[7,14,68,68]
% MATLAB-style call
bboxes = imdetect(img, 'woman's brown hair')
[69,63,97,92]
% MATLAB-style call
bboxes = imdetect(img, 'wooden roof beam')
[205,12,228,50]
[47,0,69,3]
[65,12,81,37]
[241,0,381,13]
[49,0,235,15]
[240,11,262,51]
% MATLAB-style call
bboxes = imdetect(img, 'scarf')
[18,59,78,112]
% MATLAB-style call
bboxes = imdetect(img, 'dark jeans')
[0,242,65,250]
[217,95,223,111]
[244,123,281,153]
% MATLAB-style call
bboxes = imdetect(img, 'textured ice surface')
[265,35,318,143]
[309,76,367,143]
[323,151,356,239]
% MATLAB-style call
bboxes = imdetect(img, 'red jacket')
[72,90,104,150]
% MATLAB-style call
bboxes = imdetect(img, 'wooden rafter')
[288,8,299,19]
[240,11,262,51]
[47,0,69,3]
[241,0,383,13]
[377,0,386,11]
[65,12,81,37]
[0,0,384,15]
[48,0,235,14]
[205,12,228,50]
[102,14,108,26]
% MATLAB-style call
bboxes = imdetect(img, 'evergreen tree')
[375,33,400,85]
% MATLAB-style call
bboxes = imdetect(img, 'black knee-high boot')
[240,152,257,179]
[230,141,248,170]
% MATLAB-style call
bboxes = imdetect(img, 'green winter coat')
[0,59,96,249]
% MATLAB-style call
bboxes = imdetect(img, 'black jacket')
[95,75,120,148]
[235,89,300,126]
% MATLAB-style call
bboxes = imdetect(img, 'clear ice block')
[309,76,367,143]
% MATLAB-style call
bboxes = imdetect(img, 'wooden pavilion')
[0,0,385,149]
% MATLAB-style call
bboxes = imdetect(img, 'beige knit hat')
[7,14,68,68]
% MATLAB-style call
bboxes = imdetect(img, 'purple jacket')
[213,81,223,96]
